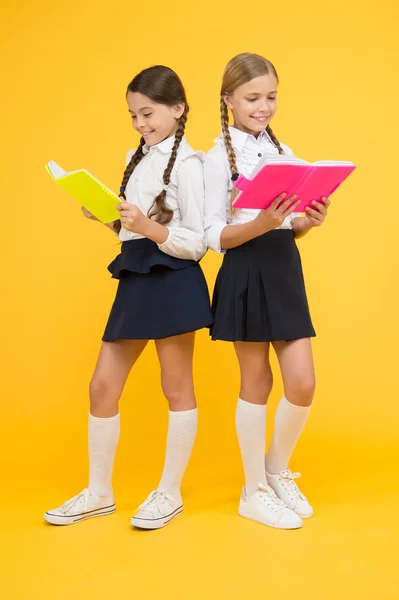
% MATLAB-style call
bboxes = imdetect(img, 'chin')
[244,122,266,136]
[145,135,160,147]
[253,121,269,131]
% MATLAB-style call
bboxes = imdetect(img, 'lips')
[251,116,270,123]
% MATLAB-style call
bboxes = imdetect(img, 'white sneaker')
[266,470,313,518]
[131,490,183,530]
[44,488,115,525]
[238,483,303,529]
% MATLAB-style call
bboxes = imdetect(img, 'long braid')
[120,136,146,199]
[220,97,240,213]
[219,54,286,217]
[148,105,189,224]
[111,138,145,234]
[266,125,284,155]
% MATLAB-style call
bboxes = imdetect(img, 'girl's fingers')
[270,193,287,210]
[117,200,130,210]
[306,207,323,220]
[312,198,330,211]
[277,195,297,213]
[311,201,326,214]
[284,200,301,215]
[278,199,292,212]
[82,207,94,216]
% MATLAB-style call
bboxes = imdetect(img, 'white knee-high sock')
[235,398,267,496]
[157,408,198,502]
[266,396,311,474]
[88,412,120,496]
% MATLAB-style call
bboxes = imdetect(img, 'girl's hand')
[81,206,98,221]
[117,200,148,235]
[304,197,330,227]
[254,193,301,234]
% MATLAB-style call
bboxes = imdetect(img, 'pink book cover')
[232,162,356,212]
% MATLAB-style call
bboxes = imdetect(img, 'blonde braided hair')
[220,53,284,213]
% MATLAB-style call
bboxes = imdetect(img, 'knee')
[241,369,273,404]
[286,376,316,407]
[161,379,195,411]
[89,375,118,414]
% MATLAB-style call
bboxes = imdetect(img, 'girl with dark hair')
[45,65,212,530]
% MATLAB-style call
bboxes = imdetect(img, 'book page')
[47,160,68,180]
[312,160,355,166]
[250,153,309,178]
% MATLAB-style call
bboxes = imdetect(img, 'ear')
[223,94,234,110]
[171,102,185,120]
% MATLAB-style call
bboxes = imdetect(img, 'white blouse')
[120,135,206,262]
[204,126,300,253]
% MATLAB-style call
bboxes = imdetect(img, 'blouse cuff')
[205,222,226,254]
[158,227,207,262]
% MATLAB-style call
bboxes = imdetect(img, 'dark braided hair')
[148,105,188,223]
[220,53,284,213]
[120,66,189,225]
[120,137,146,195]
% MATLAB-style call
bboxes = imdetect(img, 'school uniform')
[103,135,213,342]
[204,126,315,343]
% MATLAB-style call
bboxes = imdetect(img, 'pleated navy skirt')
[211,230,315,342]
[103,239,213,341]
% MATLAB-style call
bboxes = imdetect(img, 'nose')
[259,98,271,113]
[135,116,145,130]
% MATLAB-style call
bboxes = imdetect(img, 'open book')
[232,153,356,212]
[46,160,120,224]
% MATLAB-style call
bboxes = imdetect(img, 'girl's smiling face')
[127,91,184,147]
[223,73,278,137]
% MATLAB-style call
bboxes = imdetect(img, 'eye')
[247,98,257,103]
[143,113,152,118]
[131,115,137,120]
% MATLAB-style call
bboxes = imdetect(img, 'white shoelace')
[278,470,304,501]
[257,483,286,514]
[59,489,90,515]
[137,491,175,518]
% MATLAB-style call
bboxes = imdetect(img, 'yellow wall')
[2,0,398,484]
[1,0,398,596]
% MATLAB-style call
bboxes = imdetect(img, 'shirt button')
[258,153,262,157]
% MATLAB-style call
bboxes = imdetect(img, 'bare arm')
[220,194,300,250]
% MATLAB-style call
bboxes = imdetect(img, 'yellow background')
[1,0,398,597]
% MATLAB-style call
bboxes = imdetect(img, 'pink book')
[232,154,356,212]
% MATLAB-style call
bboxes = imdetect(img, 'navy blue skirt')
[103,239,213,341]
[211,230,316,343]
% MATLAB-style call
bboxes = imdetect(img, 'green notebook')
[46,160,120,224]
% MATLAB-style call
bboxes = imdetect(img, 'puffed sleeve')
[157,154,207,262]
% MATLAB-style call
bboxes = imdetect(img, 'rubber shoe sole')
[131,505,183,530]
[44,503,116,526]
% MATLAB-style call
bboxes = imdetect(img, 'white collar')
[215,126,271,152]
[143,135,182,155]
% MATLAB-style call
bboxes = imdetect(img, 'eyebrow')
[128,106,153,114]
[246,91,278,96]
